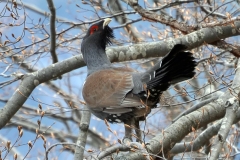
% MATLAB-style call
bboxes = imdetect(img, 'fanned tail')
[145,44,197,102]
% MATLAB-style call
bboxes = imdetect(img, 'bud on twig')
[28,141,32,148]
[6,141,11,150]
[38,104,42,110]
[17,126,22,132]
[19,129,23,137]
[41,111,45,118]
[14,153,17,160]
[37,120,41,127]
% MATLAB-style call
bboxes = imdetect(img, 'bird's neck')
[82,46,111,74]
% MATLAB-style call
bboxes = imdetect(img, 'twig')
[46,0,58,64]
[0,134,24,159]
[199,3,227,19]
[0,64,12,77]
[173,96,219,123]
[198,0,235,23]
[45,142,97,160]
[127,0,195,33]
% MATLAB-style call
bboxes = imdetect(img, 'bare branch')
[45,142,94,160]
[0,134,24,159]
[198,0,235,23]
[170,119,222,154]
[172,95,219,122]
[46,0,58,64]
[127,0,195,33]
[74,106,91,160]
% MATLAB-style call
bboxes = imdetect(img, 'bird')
[81,18,197,142]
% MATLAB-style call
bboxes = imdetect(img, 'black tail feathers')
[146,44,196,101]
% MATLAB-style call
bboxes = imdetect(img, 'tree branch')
[74,106,91,160]
[127,0,195,33]
[46,0,58,64]
[173,95,219,122]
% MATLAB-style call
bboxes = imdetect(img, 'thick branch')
[107,21,240,62]
[171,102,240,155]
[170,120,221,154]
[209,100,238,159]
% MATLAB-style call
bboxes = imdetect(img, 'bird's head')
[81,18,114,52]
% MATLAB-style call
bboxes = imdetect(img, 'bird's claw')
[122,136,132,144]
[125,141,151,160]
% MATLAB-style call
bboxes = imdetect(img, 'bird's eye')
[90,25,99,35]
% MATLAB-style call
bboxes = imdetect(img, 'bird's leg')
[123,118,134,144]
[132,107,150,143]
[134,118,142,143]
[123,118,142,143]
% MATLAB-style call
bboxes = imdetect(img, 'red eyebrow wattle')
[90,25,99,35]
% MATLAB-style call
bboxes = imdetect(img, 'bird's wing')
[82,68,143,110]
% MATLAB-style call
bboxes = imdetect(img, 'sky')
[0,0,240,159]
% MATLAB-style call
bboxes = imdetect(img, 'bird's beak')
[103,18,112,28]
